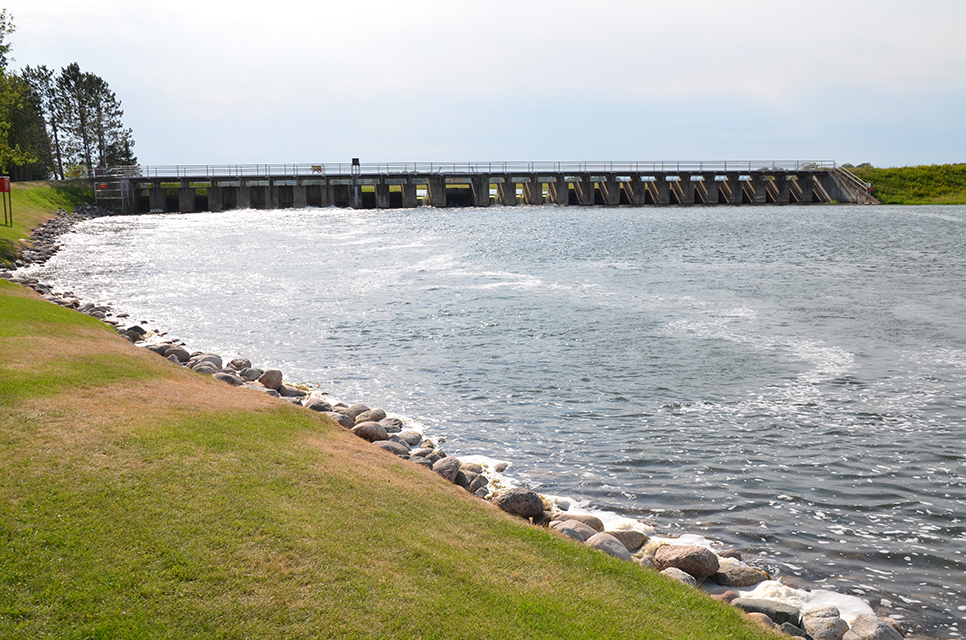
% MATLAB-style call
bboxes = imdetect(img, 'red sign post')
[1,176,11,227]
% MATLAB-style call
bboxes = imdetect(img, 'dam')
[92,161,877,213]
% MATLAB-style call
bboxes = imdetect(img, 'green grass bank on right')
[848,163,966,204]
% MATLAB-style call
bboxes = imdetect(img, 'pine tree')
[56,63,95,175]
[55,63,136,176]
[22,65,64,179]
[1,11,136,179]
[87,73,135,169]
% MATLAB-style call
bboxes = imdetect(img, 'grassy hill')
[848,163,966,204]
[0,180,93,266]
[1,188,774,638]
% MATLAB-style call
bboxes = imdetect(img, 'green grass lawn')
[0,277,778,639]
[1,180,93,266]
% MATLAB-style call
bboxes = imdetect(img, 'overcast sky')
[5,0,965,167]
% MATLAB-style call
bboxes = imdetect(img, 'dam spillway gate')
[93,161,877,214]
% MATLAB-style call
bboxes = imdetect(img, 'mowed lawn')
[1,181,93,266]
[1,189,778,639]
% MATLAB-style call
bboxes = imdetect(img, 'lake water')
[27,204,966,636]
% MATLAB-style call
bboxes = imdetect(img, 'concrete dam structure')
[93,161,877,214]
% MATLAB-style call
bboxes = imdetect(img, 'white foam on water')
[542,500,658,535]
[457,454,516,493]
[726,580,875,624]
[897,209,966,224]
[666,300,857,391]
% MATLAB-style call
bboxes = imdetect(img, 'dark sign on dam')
[92,161,877,213]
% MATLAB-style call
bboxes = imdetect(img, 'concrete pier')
[95,161,877,214]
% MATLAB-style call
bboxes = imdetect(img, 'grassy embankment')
[0,180,94,266]
[0,182,776,638]
[849,163,966,204]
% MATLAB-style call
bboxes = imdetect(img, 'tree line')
[0,8,136,181]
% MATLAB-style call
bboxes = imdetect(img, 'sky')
[4,0,966,168]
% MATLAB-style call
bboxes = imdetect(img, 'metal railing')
[95,165,143,178]
[835,166,871,191]
[132,160,839,178]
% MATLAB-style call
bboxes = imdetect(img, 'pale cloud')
[5,0,965,165]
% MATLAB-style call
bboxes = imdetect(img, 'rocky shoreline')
[1,205,948,640]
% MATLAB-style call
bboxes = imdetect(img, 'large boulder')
[303,398,333,412]
[585,532,633,562]
[228,357,251,371]
[257,369,284,390]
[351,421,389,442]
[493,487,544,519]
[747,613,777,629]
[278,384,307,398]
[549,519,598,543]
[355,408,387,424]
[346,403,370,419]
[652,545,720,580]
[379,417,404,433]
[163,345,190,362]
[373,440,410,458]
[711,565,770,588]
[606,530,648,553]
[460,462,484,475]
[323,411,354,429]
[213,372,244,386]
[731,598,801,627]
[397,430,423,446]
[710,590,739,604]
[802,606,849,640]
[661,567,697,587]
[842,615,903,640]
[388,434,411,448]
[779,622,811,639]
[457,470,488,494]
[190,353,223,370]
[242,382,280,397]
[192,362,218,375]
[550,513,604,532]
[432,456,462,483]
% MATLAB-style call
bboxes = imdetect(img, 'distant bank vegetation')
[847,163,966,205]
